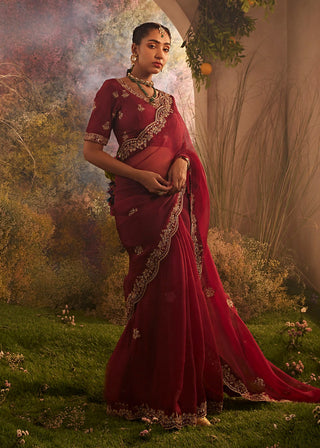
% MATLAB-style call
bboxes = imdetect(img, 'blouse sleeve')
[84,79,119,146]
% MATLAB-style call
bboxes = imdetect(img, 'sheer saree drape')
[84,79,320,430]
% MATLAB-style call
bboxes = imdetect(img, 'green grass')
[0,303,320,448]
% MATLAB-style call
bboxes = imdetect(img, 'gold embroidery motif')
[122,90,130,98]
[122,131,129,141]
[134,246,143,255]
[116,93,173,161]
[118,111,123,119]
[222,364,276,402]
[132,328,141,339]
[137,104,145,112]
[190,193,203,276]
[205,287,215,298]
[106,401,207,430]
[126,189,185,320]
[102,121,110,130]
[112,91,119,98]
[83,132,108,146]
[128,208,138,216]
[227,298,234,308]
[92,101,96,110]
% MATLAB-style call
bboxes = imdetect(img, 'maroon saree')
[84,78,320,430]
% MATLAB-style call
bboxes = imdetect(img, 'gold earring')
[131,54,137,66]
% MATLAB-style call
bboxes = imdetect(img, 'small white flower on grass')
[284,414,296,421]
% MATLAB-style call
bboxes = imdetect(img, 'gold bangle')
[178,156,190,169]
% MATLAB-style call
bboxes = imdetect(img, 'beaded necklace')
[127,70,157,104]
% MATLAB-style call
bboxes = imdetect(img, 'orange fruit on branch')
[200,62,212,75]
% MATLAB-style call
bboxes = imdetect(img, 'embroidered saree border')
[106,401,208,430]
[190,192,203,277]
[126,189,185,321]
[84,132,109,146]
[222,364,279,402]
[116,92,173,161]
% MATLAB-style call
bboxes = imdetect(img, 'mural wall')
[0,0,193,310]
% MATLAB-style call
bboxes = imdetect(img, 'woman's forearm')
[83,141,142,182]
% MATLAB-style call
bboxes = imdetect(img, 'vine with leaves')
[184,0,275,89]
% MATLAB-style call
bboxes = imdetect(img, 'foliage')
[0,71,86,201]
[0,191,54,304]
[185,0,275,89]
[207,227,305,321]
[95,252,128,325]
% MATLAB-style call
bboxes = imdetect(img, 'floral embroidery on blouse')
[112,91,119,98]
[204,287,215,298]
[134,246,144,255]
[128,208,138,216]
[122,131,129,141]
[92,101,96,110]
[122,90,130,98]
[133,328,141,339]
[137,104,145,112]
[118,111,123,119]
[102,121,110,130]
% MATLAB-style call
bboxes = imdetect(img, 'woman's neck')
[131,67,153,83]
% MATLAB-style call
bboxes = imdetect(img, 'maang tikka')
[158,24,166,38]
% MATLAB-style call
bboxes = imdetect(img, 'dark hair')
[132,22,171,45]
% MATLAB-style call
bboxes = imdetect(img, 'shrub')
[0,192,54,304]
[207,227,304,320]
[95,252,128,325]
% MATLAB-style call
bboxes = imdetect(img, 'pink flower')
[139,429,150,437]
[306,328,312,332]
[141,417,151,424]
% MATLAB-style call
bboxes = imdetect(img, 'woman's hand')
[167,157,188,195]
[136,170,172,195]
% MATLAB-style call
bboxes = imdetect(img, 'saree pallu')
[84,78,320,430]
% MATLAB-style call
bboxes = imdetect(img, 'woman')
[83,22,320,430]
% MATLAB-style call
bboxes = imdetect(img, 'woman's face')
[132,28,171,76]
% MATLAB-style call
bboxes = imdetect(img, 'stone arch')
[154,0,207,133]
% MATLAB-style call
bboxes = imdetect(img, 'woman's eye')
[164,48,170,52]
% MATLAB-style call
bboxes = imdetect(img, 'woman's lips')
[153,62,162,68]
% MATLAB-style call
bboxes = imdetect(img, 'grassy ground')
[0,303,319,448]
